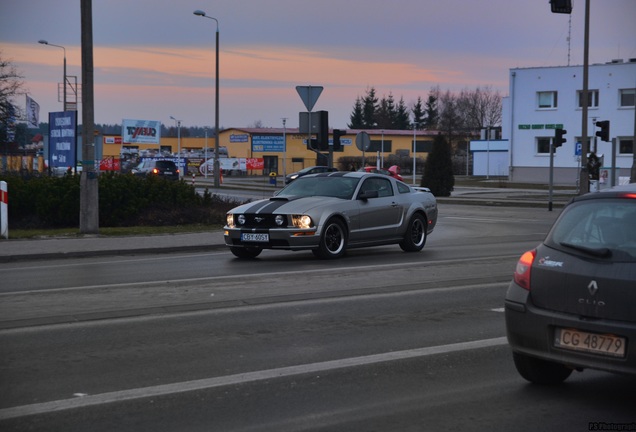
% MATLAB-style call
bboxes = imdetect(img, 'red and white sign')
[246,158,264,170]
[99,157,121,171]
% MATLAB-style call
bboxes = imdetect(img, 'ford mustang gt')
[224,171,438,259]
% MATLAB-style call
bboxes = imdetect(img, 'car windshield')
[545,198,636,262]
[277,176,360,199]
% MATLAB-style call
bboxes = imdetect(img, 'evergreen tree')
[394,97,411,129]
[361,87,378,128]
[411,97,425,129]
[375,93,396,129]
[348,97,364,129]
[424,94,438,129]
[421,133,454,197]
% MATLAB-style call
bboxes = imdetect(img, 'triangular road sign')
[296,85,323,112]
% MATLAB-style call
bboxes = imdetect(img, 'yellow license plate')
[554,328,626,358]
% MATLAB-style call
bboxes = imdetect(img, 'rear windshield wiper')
[560,242,612,258]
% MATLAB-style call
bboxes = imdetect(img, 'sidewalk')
[0,181,576,263]
[0,231,226,263]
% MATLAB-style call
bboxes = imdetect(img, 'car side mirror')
[358,190,379,200]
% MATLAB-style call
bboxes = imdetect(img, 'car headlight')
[226,213,235,228]
[292,214,313,229]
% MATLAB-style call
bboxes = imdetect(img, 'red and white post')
[0,181,8,239]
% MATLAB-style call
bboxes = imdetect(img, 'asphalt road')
[1,205,634,431]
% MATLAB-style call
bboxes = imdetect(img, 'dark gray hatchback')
[505,183,636,384]
[131,159,180,180]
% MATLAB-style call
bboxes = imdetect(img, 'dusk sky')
[2,0,635,130]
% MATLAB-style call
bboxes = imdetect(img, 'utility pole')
[578,0,591,194]
[80,0,99,234]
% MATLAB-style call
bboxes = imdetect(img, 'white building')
[502,60,635,185]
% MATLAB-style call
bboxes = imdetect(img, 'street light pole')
[170,116,182,178]
[194,10,221,188]
[38,40,67,111]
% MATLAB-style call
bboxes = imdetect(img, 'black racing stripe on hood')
[243,198,294,214]
[243,200,275,213]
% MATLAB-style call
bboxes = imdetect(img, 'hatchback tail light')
[152,168,160,174]
[514,249,536,290]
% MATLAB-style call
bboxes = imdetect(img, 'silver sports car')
[224,171,438,259]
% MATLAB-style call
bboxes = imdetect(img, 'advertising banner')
[122,119,161,144]
[252,135,284,152]
[26,95,40,128]
[48,111,77,168]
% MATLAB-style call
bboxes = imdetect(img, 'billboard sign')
[48,111,77,168]
[122,119,161,144]
[252,135,284,152]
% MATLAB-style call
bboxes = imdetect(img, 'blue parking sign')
[575,141,582,156]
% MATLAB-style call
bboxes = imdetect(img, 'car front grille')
[239,214,288,229]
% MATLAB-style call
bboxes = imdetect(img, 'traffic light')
[317,111,329,151]
[587,152,601,181]
[554,128,567,149]
[332,129,345,151]
[550,0,572,14]
[595,120,610,142]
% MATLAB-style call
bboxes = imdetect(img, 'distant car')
[131,159,180,180]
[361,165,403,181]
[224,171,438,259]
[285,166,338,184]
[505,183,636,384]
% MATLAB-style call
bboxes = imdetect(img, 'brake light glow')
[514,249,536,290]
[621,193,636,199]
[152,168,159,174]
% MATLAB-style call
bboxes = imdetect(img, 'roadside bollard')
[1,181,8,239]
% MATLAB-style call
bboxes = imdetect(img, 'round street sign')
[355,132,371,151]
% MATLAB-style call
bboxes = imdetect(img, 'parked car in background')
[131,159,180,180]
[505,183,636,384]
[361,165,403,181]
[224,171,437,259]
[285,166,338,184]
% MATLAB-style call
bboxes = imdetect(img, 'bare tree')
[457,85,502,129]
[0,52,25,123]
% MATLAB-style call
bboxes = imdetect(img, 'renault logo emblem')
[587,280,599,296]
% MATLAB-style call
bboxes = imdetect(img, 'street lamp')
[170,116,182,179]
[38,39,67,111]
[193,9,221,188]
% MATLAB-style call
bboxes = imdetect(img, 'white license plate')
[554,328,626,358]
[241,233,269,242]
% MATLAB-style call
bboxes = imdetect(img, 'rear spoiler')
[413,187,432,193]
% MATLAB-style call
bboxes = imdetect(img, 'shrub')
[0,172,242,229]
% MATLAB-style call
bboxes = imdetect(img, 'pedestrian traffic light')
[550,0,572,14]
[554,128,567,149]
[595,120,610,142]
[332,129,345,151]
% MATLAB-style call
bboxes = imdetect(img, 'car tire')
[230,246,262,259]
[314,218,347,259]
[399,213,427,252]
[512,352,573,385]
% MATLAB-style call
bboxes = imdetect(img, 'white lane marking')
[0,337,507,420]
[491,307,505,313]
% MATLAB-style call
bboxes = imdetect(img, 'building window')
[620,89,635,107]
[619,138,634,155]
[538,91,558,109]
[577,90,599,108]
[537,137,551,154]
